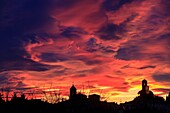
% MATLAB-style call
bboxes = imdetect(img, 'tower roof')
[70,85,76,90]
[142,79,147,82]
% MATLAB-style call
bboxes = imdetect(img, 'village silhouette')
[0,79,170,113]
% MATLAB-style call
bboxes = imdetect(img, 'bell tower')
[142,79,147,92]
[69,84,77,100]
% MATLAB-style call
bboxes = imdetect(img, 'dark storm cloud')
[39,51,104,66]
[121,65,132,69]
[115,34,170,63]
[0,0,53,31]
[116,44,169,61]
[86,38,115,55]
[115,45,141,60]
[60,26,87,38]
[0,59,52,72]
[0,0,55,71]
[96,23,123,40]
[0,72,24,87]
[0,74,8,84]
[105,75,115,79]
[138,65,156,70]
[53,68,69,76]
[85,60,103,65]
[40,53,70,62]
[114,0,170,64]
[161,0,170,16]
[76,55,105,65]
[102,0,133,11]
[157,33,170,43]
[152,73,170,82]
[86,38,98,52]
[51,0,79,9]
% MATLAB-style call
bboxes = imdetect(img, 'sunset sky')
[0,0,170,103]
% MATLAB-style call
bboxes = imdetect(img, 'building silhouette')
[166,92,170,103]
[69,84,88,102]
[0,93,5,104]
[138,79,154,97]
[88,94,100,103]
[69,84,77,100]
[69,84,101,103]
[0,79,169,113]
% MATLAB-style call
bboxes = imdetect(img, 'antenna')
[87,81,91,96]
[82,83,84,94]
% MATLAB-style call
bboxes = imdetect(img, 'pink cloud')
[1,0,169,103]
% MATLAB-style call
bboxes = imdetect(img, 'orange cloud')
[1,0,170,104]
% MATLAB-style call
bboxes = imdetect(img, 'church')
[69,84,100,103]
[69,84,87,102]
[138,79,154,97]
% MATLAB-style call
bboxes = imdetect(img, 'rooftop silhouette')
[0,79,169,113]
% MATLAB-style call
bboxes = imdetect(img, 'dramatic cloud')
[152,73,170,82]
[0,0,170,103]
[138,65,156,70]
[152,88,170,96]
